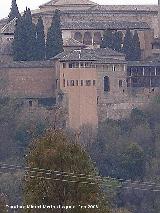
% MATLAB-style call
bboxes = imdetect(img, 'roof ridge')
[40,0,97,7]
[1,17,17,34]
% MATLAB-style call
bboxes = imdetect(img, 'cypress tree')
[132,30,141,61]
[8,0,20,22]
[13,17,26,61]
[122,28,133,61]
[23,8,37,61]
[35,17,45,60]
[46,10,63,59]
[101,29,113,49]
[112,31,123,52]
[13,8,37,61]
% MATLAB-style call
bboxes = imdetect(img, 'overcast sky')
[0,0,158,19]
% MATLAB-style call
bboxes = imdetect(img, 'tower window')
[75,62,79,68]
[69,63,73,68]
[97,96,99,104]
[63,63,66,68]
[119,80,123,87]
[85,62,91,68]
[70,80,74,86]
[86,80,91,86]
[93,80,96,86]
[76,80,78,86]
[104,76,110,92]
[80,62,84,68]
[56,79,58,89]
[63,79,65,87]
[81,80,83,86]
[112,65,116,72]
[29,100,32,107]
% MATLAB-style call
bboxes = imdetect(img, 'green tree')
[13,17,26,61]
[13,8,36,61]
[8,0,20,22]
[112,31,123,52]
[132,30,141,61]
[122,28,133,61]
[24,130,110,213]
[35,17,46,60]
[46,10,63,59]
[23,8,37,61]
[120,143,145,180]
[101,29,113,49]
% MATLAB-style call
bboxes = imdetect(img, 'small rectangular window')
[63,79,65,87]
[56,79,58,89]
[69,63,73,68]
[81,80,83,86]
[85,62,91,68]
[63,63,66,68]
[70,80,74,86]
[119,80,123,87]
[29,100,32,107]
[93,80,96,86]
[112,65,116,71]
[75,62,79,68]
[97,96,99,104]
[104,76,110,92]
[156,67,160,75]
[86,80,91,86]
[91,63,96,68]
[67,80,69,86]
[76,80,78,86]
[80,62,84,68]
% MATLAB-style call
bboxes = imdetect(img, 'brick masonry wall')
[0,66,56,98]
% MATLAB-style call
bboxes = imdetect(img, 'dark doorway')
[104,76,110,92]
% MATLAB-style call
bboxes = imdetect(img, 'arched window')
[74,32,82,43]
[93,32,102,45]
[104,76,110,92]
[83,32,92,45]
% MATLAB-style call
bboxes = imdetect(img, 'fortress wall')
[96,64,128,100]
[98,87,160,122]
[0,67,56,98]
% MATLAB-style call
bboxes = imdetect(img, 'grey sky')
[0,0,158,19]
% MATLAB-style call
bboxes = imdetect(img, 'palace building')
[1,0,160,129]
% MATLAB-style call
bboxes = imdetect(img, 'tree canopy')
[13,9,64,61]
[8,0,20,22]
[35,17,46,60]
[122,28,133,61]
[101,29,113,49]
[112,31,123,52]
[13,8,37,61]
[24,130,110,213]
[101,28,141,61]
[46,10,64,59]
[132,30,141,61]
